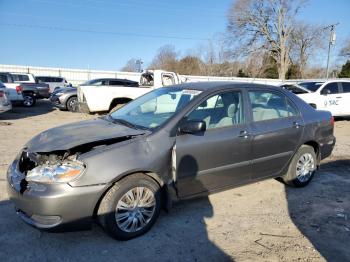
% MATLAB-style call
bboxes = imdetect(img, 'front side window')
[249,91,297,121]
[110,88,202,129]
[187,91,243,130]
[321,82,339,94]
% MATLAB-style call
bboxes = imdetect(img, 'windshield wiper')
[107,116,148,130]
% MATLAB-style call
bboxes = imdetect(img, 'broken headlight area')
[26,162,84,183]
[18,150,85,184]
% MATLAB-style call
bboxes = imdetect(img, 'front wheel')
[98,174,161,240]
[66,96,78,112]
[282,145,317,187]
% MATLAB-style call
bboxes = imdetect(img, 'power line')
[0,23,210,41]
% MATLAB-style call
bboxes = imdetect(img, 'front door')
[175,90,252,198]
[247,90,304,179]
[319,82,343,116]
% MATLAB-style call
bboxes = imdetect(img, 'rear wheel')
[22,94,36,107]
[98,174,161,240]
[282,145,317,187]
[66,96,78,112]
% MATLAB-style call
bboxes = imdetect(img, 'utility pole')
[135,59,143,73]
[325,23,339,79]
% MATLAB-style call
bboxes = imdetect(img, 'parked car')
[0,81,12,113]
[78,70,180,113]
[35,76,70,93]
[50,87,78,112]
[7,82,335,240]
[0,72,23,104]
[11,73,51,99]
[0,72,50,107]
[291,80,350,116]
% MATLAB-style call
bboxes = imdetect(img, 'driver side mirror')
[321,88,331,95]
[179,120,206,134]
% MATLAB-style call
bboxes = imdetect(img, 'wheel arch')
[93,171,172,218]
[303,140,321,165]
[109,97,133,111]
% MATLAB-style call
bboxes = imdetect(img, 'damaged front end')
[17,135,140,189]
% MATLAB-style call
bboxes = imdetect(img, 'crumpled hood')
[25,118,146,152]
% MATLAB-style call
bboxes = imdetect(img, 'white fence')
[0,63,340,86]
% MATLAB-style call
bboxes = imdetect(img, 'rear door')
[175,90,252,197]
[248,89,303,180]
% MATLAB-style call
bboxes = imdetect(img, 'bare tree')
[227,0,306,80]
[339,39,350,57]
[148,45,178,71]
[290,23,325,78]
[121,59,141,72]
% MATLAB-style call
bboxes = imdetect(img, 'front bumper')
[50,95,66,109]
[78,102,90,114]
[0,101,12,113]
[7,160,106,231]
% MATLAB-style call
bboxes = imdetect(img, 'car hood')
[25,118,146,153]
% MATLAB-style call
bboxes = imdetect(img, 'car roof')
[168,81,279,92]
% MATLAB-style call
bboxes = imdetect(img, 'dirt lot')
[0,100,349,262]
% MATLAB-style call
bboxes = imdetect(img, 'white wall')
[0,64,339,86]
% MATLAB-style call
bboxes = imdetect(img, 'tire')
[22,94,36,107]
[282,145,317,187]
[66,96,78,112]
[98,173,161,240]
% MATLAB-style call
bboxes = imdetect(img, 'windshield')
[298,82,324,92]
[109,87,202,129]
[81,79,106,86]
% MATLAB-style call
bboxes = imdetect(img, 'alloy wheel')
[296,153,315,182]
[115,187,156,233]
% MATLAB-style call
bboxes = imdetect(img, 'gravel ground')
[0,100,349,262]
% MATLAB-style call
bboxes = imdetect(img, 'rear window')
[298,82,324,92]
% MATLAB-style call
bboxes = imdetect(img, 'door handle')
[239,130,250,138]
[336,96,342,99]
[293,122,301,129]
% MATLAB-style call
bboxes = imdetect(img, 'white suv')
[297,80,350,117]
[35,76,69,93]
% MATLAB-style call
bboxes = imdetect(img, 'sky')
[0,0,349,71]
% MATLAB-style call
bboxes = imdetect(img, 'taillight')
[330,116,335,126]
[16,85,23,93]
[0,91,4,97]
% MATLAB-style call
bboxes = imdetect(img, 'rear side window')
[12,74,29,81]
[341,82,350,93]
[249,91,297,121]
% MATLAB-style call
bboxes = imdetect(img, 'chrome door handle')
[239,130,250,138]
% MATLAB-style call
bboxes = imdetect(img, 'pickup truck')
[0,73,50,107]
[282,80,350,117]
[78,70,181,113]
